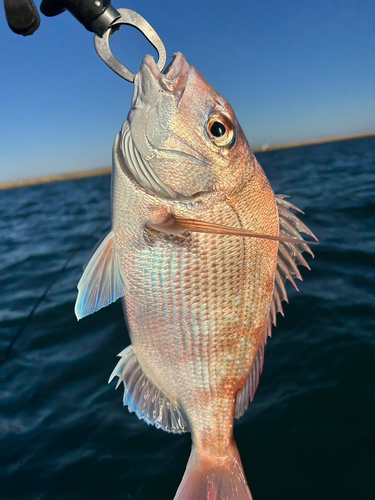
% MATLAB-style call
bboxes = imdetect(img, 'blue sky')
[1,0,374,182]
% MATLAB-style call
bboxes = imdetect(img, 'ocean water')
[1,137,374,500]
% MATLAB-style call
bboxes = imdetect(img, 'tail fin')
[174,442,253,500]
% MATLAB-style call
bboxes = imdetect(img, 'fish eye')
[210,121,226,138]
[207,114,235,148]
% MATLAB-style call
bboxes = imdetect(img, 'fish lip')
[142,52,191,94]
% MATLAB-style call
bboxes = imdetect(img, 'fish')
[74,52,317,499]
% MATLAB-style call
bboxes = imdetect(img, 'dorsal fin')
[269,195,317,325]
[109,346,189,434]
[235,195,317,418]
[75,231,126,320]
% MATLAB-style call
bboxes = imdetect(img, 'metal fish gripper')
[94,8,167,83]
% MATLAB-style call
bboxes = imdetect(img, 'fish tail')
[174,442,253,500]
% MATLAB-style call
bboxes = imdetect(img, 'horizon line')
[1,130,374,191]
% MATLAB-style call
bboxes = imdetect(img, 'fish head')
[124,52,255,200]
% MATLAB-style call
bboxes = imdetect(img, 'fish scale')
[75,52,317,499]
[115,174,277,447]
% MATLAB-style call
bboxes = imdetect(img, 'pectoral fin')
[147,214,318,245]
[75,231,126,320]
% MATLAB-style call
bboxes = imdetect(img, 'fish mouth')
[142,51,191,95]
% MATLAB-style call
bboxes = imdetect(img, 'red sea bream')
[75,52,317,499]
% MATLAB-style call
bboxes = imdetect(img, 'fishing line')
[0,223,110,367]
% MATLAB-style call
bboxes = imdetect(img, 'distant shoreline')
[254,130,375,153]
[0,167,112,191]
[1,131,374,191]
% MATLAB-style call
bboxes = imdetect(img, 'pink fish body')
[75,53,317,499]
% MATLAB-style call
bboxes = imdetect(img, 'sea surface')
[1,137,374,500]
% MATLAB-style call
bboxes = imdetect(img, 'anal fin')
[109,346,189,434]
